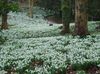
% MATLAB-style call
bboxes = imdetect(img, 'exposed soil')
[45,16,62,24]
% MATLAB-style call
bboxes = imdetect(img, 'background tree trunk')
[1,13,8,29]
[61,0,72,35]
[18,0,24,11]
[29,0,33,18]
[75,0,89,37]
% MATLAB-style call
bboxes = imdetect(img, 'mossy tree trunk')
[75,0,89,37]
[1,0,8,30]
[61,0,72,35]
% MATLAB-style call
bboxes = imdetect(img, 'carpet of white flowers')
[0,7,100,74]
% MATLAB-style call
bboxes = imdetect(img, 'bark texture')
[61,0,72,35]
[29,0,33,18]
[1,13,8,30]
[75,0,89,36]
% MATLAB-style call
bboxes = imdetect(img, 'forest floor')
[0,7,100,74]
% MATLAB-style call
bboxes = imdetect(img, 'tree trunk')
[18,0,23,11]
[1,13,8,30]
[61,0,72,35]
[29,0,33,18]
[75,0,89,37]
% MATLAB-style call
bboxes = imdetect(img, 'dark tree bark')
[1,13,8,30]
[75,0,89,37]
[1,0,8,30]
[61,0,72,35]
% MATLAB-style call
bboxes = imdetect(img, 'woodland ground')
[0,7,100,74]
